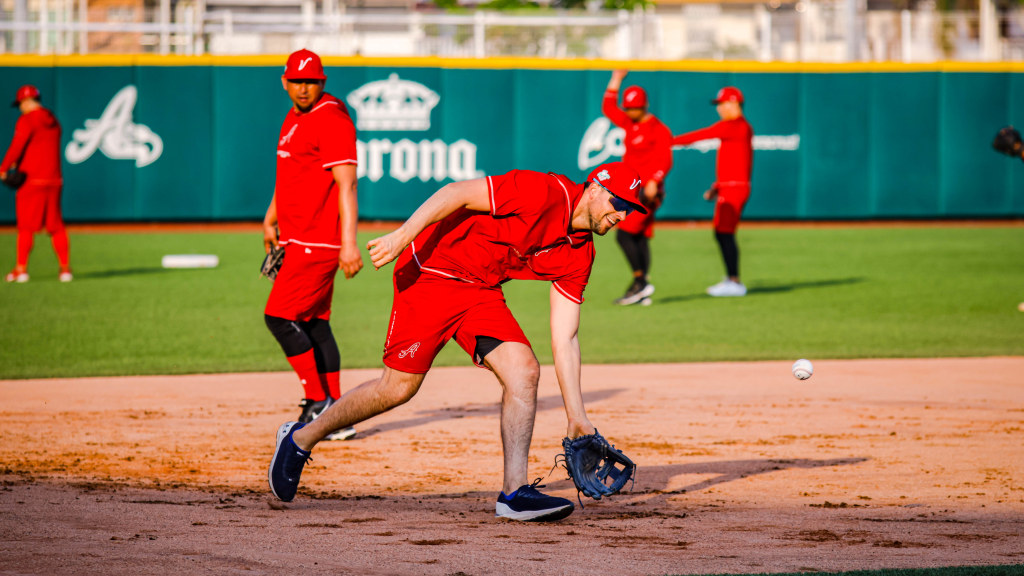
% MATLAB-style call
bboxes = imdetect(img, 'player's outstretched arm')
[549,285,597,440]
[367,178,490,269]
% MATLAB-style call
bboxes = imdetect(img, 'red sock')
[322,372,341,400]
[286,350,325,401]
[16,230,33,268]
[50,229,70,269]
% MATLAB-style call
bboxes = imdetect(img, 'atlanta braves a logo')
[65,85,163,168]
[398,342,420,359]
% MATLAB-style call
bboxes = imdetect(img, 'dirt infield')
[2,358,1022,575]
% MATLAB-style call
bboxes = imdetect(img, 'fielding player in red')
[262,49,363,439]
[1,85,71,283]
[602,69,674,306]
[671,86,754,297]
[269,161,646,522]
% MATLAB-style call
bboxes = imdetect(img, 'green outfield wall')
[1,57,1022,223]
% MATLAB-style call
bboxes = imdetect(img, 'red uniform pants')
[264,243,340,322]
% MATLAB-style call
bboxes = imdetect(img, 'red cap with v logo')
[588,161,647,215]
[284,49,326,81]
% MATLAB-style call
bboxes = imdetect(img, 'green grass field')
[1,225,1022,380]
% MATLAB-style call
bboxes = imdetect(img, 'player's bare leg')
[480,341,540,494]
[291,366,425,451]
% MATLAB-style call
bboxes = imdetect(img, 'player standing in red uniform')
[2,85,71,283]
[268,161,646,522]
[671,86,753,297]
[262,50,363,439]
[602,70,674,306]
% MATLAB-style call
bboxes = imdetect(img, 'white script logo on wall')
[65,85,164,168]
[346,74,483,183]
[577,116,801,171]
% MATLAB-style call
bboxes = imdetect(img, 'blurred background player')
[671,86,753,297]
[268,161,646,522]
[602,69,674,306]
[1,85,71,283]
[262,49,363,440]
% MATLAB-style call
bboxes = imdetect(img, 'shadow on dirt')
[357,388,626,439]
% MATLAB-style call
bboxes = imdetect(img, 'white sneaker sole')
[495,502,573,522]
[324,426,356,441]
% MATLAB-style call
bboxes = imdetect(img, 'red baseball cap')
[588,161,647,215]
[711,86,744,105]
[622,86,648,109]
[283,49,326,81]
[11,85,40,107]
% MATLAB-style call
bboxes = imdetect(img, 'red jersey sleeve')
[671,121,729,146]
[648,121,674,183]
[1,115,32,173]
[551,242,595,305]
[488,170,548,218]
[602,90,632,130]
[317,104,358,169]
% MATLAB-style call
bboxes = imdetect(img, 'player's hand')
[703,187,719,202]
[643,180,659,202]
[263,223,279,254]
[611,69,629,83]
[339,244,364,279]
[366,230,406,270]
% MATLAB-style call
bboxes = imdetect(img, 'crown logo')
[346,74,440,132]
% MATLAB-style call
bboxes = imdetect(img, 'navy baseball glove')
[993,126,1023,160]
[1,167,26,190]
[560,430,635,500]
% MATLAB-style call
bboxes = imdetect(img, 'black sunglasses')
[607,192,635,215]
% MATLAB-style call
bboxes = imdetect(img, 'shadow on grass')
[545,457,869,496]
[76,267,174,279]
[357,387,626,439]
[656,277,865,304]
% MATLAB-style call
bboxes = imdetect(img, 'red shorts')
[16,184,65,234]
[382,254,530,374]
[264,244,339,322]
[712,184,751,234]
[617,181,664,238]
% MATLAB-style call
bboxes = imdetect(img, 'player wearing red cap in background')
[671,86,754,297]
[262,49,363,439]
[602,69,674,306]
[1,85,71,283]
[268,161,645,522]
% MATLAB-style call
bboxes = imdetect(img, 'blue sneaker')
[268,422,311,502]
[495,484,574,522]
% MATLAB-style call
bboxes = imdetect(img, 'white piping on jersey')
[311,100,338,113]
[323,159,358,169]
[410,240,474,283]
[553,281,582,304]
[280,238,342,250]
[487,175,496,215]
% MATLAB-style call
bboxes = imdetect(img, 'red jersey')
[671,117,753,187]
[406,170,595,304]
[1,107,62,186]
[602,90,673,184]
[275,92,358,249]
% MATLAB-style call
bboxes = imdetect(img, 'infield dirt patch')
[1,358,1022,575]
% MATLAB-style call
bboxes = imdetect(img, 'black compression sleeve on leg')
[265,314,313,357]
[616,229,644,275]
[303,318,340,374]
[638,236,651,278]
[715,232,740,278]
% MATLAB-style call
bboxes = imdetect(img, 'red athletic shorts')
[616,181,664,238]
[16,184,65,234]
[712,183,751,234]
[264,243,339,322]
[382,254,530,374]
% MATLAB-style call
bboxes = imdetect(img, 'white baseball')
[792,359,814,380]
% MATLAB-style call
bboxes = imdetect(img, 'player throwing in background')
[262,49,363,439]
[671,86,754,297]
[269,161,646,522]
[1,85,71,283]
[602,69,674,306]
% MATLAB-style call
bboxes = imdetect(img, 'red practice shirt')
[671,117,754,187]
[405,170,595,304]
[602,90,674,184]
[275,92,358,249]
[1,107,62,186]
